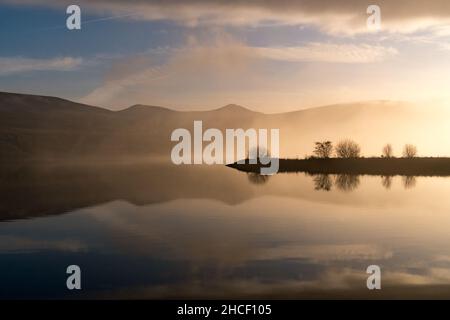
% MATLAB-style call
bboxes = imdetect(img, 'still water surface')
[1,162,450,298]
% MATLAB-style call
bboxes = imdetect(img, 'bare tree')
[247,145,268,162]
[403,144,417,158]
[382,144,393,158]
[313,141,333,158]
[335,139,361,158]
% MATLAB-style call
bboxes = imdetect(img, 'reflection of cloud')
[94,251,450,298]
[0,236,87,252]
[5,195,450,298]
[97,265,450,299]
[96,273,365,299]
[87,200,265,267]
[259,244,393,262]
[86,201,396,270]
[382,268,450,286]
[56,196,450,298]
[434,255,450,263]
[6,0,450,34]
[0,57,83,76]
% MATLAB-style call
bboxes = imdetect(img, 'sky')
[1,0,450,112]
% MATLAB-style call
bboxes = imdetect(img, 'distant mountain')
[213,104,261,115]
[0,91,449,161]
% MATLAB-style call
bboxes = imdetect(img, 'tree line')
[312,139,418,159]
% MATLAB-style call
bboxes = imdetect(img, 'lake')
[1,162,450,299]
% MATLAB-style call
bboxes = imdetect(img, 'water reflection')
[307,173,418,192]
[312,174,333,191]
[381,175,393,189]
[402,175,417,189]
[335,174,360,192]
[247,172,270,185]
[0,162,448,299]
[0,164,423,223]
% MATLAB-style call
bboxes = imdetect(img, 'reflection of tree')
[381,175,393,189]
[247,172,270,185]
[402,176,417,189]
[313,174,333,191]
[335,174,360,192]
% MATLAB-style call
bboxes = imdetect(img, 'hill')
[0,91,449,161]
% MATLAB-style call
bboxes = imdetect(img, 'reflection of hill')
[0,163,254,221]
[0,161,445,221]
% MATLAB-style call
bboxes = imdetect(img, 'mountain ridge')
[0,90,407,115]
[0,90,448,160]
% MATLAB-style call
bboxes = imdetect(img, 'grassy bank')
[228,157,450,176]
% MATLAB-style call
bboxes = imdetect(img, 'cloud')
[80,36,397,109]
[80,38,254,108]
[256,43,398,63]
[4,0,450,34]
[0,56,83,76]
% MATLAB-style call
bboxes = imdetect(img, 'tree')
[403,144,417,158]
[335,139,361,158]
[382,144,393,158]
[247,145,268,162]
[313,141,333,158]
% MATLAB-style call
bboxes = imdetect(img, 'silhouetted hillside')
[1,91,449,161]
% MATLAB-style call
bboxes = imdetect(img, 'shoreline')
[227,157,450,176]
